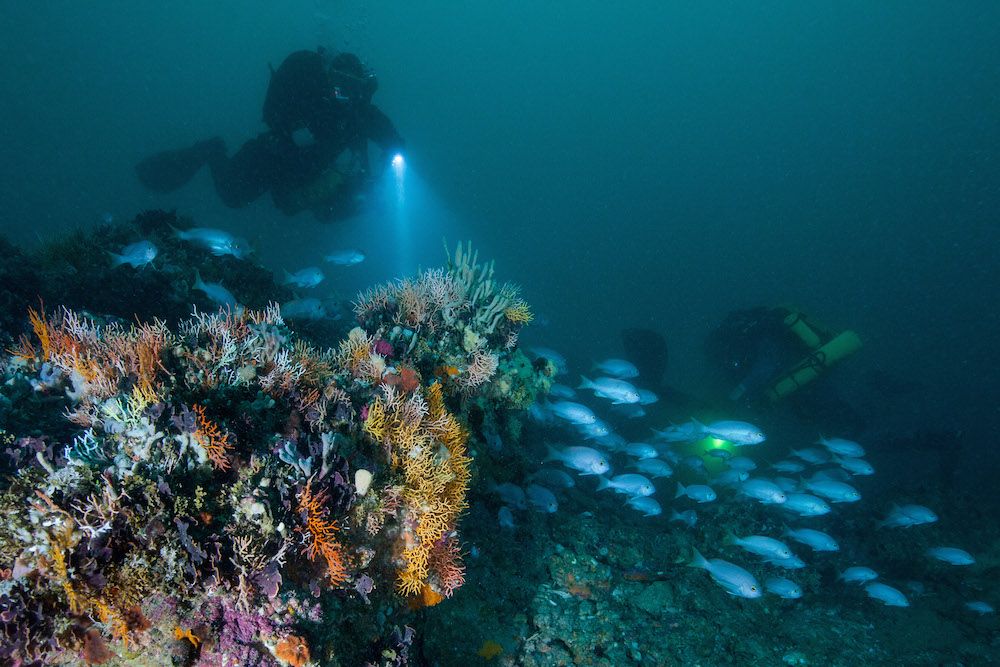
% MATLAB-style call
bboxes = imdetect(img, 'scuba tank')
[764,310,861,401]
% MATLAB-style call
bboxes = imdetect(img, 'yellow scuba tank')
[765,328,862,401]
[783,311,823,349]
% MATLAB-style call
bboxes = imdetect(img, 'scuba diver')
[704,306,862,408]
[135,49,405,222]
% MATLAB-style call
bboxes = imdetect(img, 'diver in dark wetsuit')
[136,49,405,221]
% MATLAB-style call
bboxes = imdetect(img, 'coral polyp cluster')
[0,242,546,666]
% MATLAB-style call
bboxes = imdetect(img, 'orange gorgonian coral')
[296,478,348,585]
[191,404,234,471]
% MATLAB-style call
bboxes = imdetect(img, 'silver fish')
[628,458,673,479]
[765,554,806,570]
[727,456,757,472]
[637,389,659,405]
[498,505,516,529]
[110,240,157,268]
[549,401,596,425]
[926,546,974,565]
[965,601,995,615]
[652,421,703,443]
[592,358,639,379]
[835,456,875,476]
[689,548,761,598]
[839,566,878,584]
[669,509,698,527]
[578,375,640,404]
[282,267,325,288]
[817,436,865,458]
[726,534,794,560]
[324,248,366,265]
[675,482,716,503]
[781,493,831,517]
[714,469,750,487]
[791,447,830,465]
[193,270,238,308]
[575,419,611,439]
[281,297,326,320]
[695,419,766,446]
[596,474,655,497]
[611,403,647,419]
[526,484,559,513]
[492,482,526,509]
[765,576,802,599]
[739,479,787,505]
[771,460,805,474]
[626,496,662,517]
[175,226,251,258]
[530,467,576,489]
[784,528,838,552]
[623,442,658,460]
[544,445,610,476]
[549,383,576,399]
[802,479,860,503]
[682,455,707,474]
[865,582,909,607]
[878,504,938,528]
[772,477,800,493]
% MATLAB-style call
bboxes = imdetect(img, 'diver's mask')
[326,56,378,105]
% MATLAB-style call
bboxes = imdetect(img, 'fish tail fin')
[595,476,612,492]
[674,482,686,499]
[282,269,294,284]
[690,417,706,434]
[193,269,205,291]
[107,251,124,267]
[169,223,185,239]
[722,530,738,547]
[543,445,561,463]
[688,547,709,570]
[578,375,595,390]
[816,433,827,446]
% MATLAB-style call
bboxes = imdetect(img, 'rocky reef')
[0,225,548,666]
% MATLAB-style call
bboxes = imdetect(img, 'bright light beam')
[389,153,409,273]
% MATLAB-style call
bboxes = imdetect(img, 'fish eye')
[750,586,757,592]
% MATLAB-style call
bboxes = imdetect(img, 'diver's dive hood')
[323,50,378,104]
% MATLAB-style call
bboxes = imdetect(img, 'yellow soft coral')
[503,299,534,324]
[367,382,471,597]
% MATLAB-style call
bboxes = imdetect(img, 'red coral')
[382,365,420,393]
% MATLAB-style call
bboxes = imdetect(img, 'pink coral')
[429,536,466,598]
